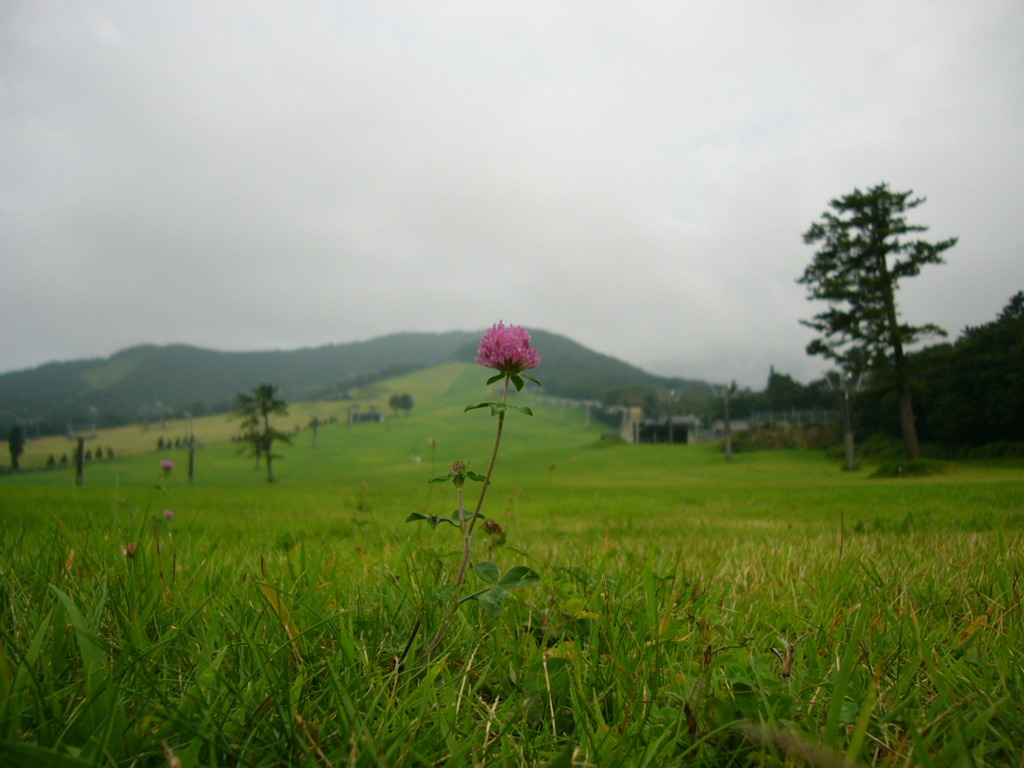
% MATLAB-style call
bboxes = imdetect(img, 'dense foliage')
[725,368,834,420]
[855,291,1024,452]
[388,392,416,415]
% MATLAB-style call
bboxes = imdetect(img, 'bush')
[936,441,1024,460]
[731,424,838,452]
[855,434,906,461]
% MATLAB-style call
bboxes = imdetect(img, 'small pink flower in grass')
[160,460,175,472]
[163,509,174,519]
[475,322,541,390]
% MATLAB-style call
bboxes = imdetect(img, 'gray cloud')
[2,1,1022,387]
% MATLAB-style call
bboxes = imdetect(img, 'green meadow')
[1,364,1022,767]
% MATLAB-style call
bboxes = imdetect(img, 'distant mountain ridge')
[0,330,708,434]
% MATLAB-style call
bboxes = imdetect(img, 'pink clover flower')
[475,323,541,377]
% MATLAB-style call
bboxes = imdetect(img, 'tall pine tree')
[798,183,957,459]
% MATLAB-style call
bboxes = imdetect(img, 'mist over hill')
[0,329,708,435]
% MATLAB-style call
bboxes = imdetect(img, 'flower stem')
[422,375,510,658]
[454,375,508,585]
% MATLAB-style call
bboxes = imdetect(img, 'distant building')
[619,406,703,444]
[350,410,384,424]
[639,415,703,444]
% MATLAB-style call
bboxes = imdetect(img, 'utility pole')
[667,390,676,444]
[723,383,734,461]
[185,411,196,483]
[826,370,862,471]
[711,382,737,460]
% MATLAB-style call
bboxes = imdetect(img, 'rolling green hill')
[0,330,709,436]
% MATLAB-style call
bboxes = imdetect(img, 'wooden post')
[839,374,861,471]
[723,386,734,461]
[667,390,676,444]
[75,437,85,486]
[841,388,859,471]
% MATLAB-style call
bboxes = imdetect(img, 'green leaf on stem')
[405,512,460,529]
[472,561,501,585]
[486,373,506,386]
[509,373,542,392]
[497,565,541,590]
[476,587,509,617]
[466,399,528,417]
[405,511,433,524]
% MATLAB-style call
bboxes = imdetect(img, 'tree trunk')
[262,412,275,482]
[876,251,922,460]
[894,351,921,460]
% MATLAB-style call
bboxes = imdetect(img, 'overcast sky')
[2,1,1021,388]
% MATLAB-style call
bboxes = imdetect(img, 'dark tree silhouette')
[7,424,25,471]
[798,183,957,459]
[389,393,415,416]
[235,383,292,482]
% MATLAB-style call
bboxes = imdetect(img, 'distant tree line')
[718,369,835,422]
[583,370,835,434]
[854,291,1024,454]
[584,290,1023,456]
[709,290,1023,456]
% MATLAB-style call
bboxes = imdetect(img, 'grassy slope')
[1,363,1022,766]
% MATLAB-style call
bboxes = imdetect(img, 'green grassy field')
[1,364,1022,766]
